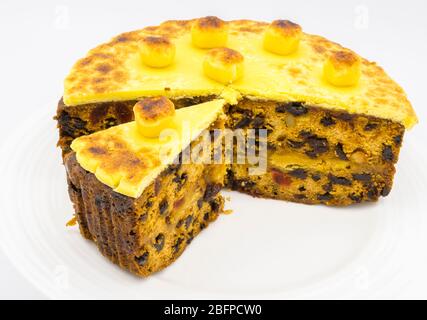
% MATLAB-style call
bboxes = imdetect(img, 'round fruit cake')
[57,17,418,276]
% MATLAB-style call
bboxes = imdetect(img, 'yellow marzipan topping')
[64,19,417,128]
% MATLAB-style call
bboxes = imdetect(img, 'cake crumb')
[66,216,77,227]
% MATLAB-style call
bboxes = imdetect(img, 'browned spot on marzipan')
[141,35,171,47]
[134,97,175,121]
[89,146,107,155]
[313,44,326,54]
[195,16,225,29]
[270,20,301,36]
[330,50,359,67]
[96,64,113,74]
[207,47,243,65]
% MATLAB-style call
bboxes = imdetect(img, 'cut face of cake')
[226,99,405,205]
[58,17,418,275]
[65,98,226,276]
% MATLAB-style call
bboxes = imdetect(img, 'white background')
[0,0,426,299]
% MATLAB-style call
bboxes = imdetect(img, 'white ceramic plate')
[1,107,426,299]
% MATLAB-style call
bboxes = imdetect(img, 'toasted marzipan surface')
[64,19,417,128]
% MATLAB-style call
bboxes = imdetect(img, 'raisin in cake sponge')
[66,98,226,276]
[58,17,418,207]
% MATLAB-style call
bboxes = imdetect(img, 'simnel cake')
[57,17,418,276]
